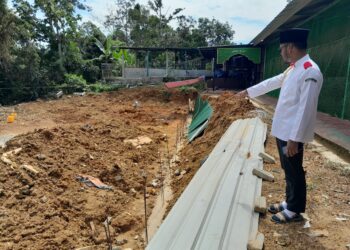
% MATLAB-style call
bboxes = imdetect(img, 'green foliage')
[87,83,120,93]
[106,0,234,48]
[62,73,87,93]
[82,61,100,83]
[94,36,125,63]
[64,41,84,74]
[105,0,136,44]
[64,73,87,86]
[0,0,235,105]
[0,0,17,66]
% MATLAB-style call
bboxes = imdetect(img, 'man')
[237,28,323,223]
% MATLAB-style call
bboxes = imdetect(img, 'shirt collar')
[292,54,310,68]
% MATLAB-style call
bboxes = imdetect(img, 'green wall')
[262,0,350,120]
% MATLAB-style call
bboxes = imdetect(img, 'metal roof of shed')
[251,0,338,45]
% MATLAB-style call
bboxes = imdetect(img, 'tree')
[105,0,135,45]
[175,15,206,47]
[31,0,89,77]
[0,0,17,69]
[128,4,150,46]
[147,0,183,46]
[78,21,106,60]
[196,18,234,46]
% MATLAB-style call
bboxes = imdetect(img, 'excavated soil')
[168,92,256,212]
[1,87,349,250]
[0,86,196,250]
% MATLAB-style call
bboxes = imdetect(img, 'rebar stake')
[142,170,149,244]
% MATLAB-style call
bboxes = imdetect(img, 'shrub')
[83,62,100,83]
[87,83,120,93]
[63,74,87,93]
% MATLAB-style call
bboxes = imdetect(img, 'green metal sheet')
[188,96,213,141]
[217,47,261,64]
[189,104,212,132]
[188,120,209,142]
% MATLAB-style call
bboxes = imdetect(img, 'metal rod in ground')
[159,151,164,204]
[166,138,171,173]
[106,217,112,250]
[177,123,180,146]
[142,171,149,244]
[175,124,179,153]
[103,224,109,249]
[179,121,182,140]
[103,218,112,250]
[180,123,183,140]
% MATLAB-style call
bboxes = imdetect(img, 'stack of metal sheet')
[147,117,267,250]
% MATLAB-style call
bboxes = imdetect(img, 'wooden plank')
[252,168,274,182]
[259,152,276,164]
[254,196,267,214]
[247,232,264,250]
[21,164,40,175]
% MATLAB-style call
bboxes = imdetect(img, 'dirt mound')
[168,93,255,212]
[0,120,164,249]
[105,86,198,104]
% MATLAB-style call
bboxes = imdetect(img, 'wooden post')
[146,50,150,77]
[212,57,215,91]
[185,50,188,71]
[122,53,125,78]
[166,50,169,77]
[142,171,149,244]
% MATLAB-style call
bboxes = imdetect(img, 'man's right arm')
[237,73,285,98]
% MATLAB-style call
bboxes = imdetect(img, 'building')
[251,0,350,120]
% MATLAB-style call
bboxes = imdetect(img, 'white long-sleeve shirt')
[247,54,323,143]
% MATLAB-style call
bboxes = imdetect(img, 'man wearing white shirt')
[238,28,323,223]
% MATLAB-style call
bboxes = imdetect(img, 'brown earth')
[168,92,256,212]
[1,87,349,250]
[260,114,350,250]
[0,86,196,250]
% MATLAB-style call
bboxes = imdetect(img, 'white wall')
[124,68,212,78]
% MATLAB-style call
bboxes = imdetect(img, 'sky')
[80,0,288,44]
[7,0,288,44]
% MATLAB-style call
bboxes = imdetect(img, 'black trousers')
[276,138,306,213]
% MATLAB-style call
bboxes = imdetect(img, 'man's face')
[279,43,292,63]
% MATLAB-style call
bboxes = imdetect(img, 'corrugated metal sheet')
[188,120,209,142]
[165,76,205,89]
[188,97,213,142]
[147,117,267,250]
